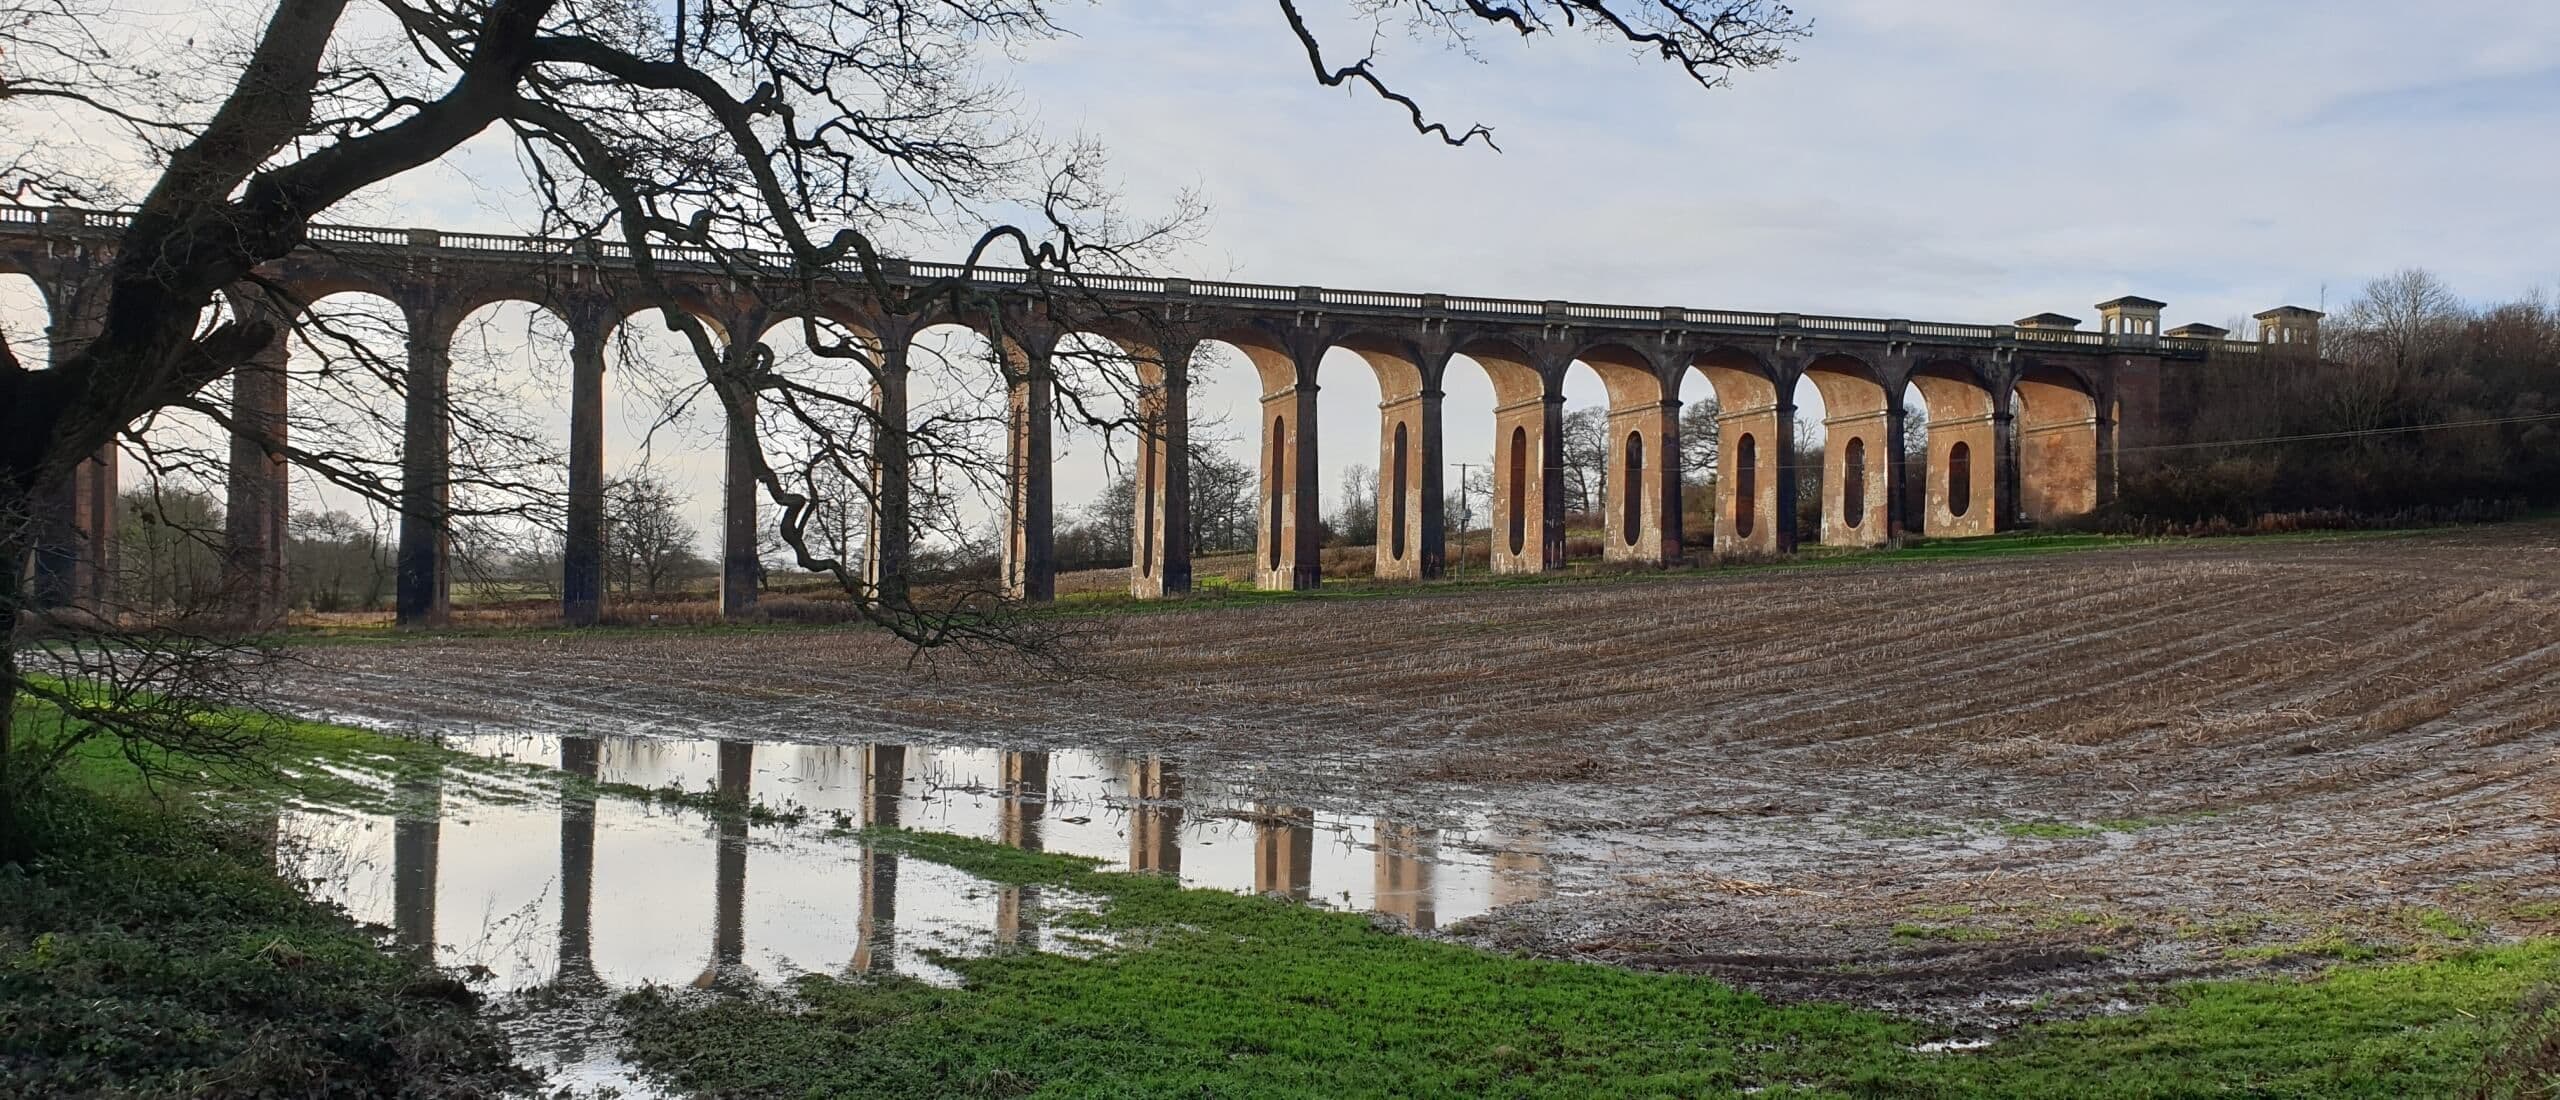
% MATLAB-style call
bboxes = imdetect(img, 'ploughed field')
[301,522,2560,1019]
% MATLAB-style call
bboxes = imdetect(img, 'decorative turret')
[2255,305,2324,350]
[2095,296,2166,341]
[2015,312,2083,331]
[2165,322,2230,341]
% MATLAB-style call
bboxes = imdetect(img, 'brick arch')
[1333,329,1429,402]
[1448,333,1547,406]
[273,267,415,307]
[1905,356,1997,422]
[1684,345,1781,413]
[434,272,597,329]
[1803,351,1887,419]
[0,267,58,369]
[1569,340,1668,407]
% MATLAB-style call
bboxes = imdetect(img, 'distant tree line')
[2126,270,2560,523]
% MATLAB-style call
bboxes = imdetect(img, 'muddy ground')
[292,523,2560,1026]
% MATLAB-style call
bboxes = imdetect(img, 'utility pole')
[1450,461,1486,574]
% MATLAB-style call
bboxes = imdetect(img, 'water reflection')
[284,733,1557,1087]
[1255,805,1315,901]
[1127,758,1182,874]
[996,751,1046,947]
[558,737,598,986]
[392,771,439,952]
[1375,821,1436,931]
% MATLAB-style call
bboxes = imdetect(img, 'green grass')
[17,692,530,819]
[618,828,2560,1099]
[2,703,528,1097]
[1999,820,2107,840]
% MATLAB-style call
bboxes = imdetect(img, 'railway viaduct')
[3,205,2315,624]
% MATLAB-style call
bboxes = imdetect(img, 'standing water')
[274,732,1560,1093]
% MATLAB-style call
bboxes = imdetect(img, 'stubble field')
[297,521,2560,1020]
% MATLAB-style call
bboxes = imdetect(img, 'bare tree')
[0,0,1806,830]
[601,472,707,596]
[1188,443,1258,555]
[1679,395,1721,484]
[1334,463,1377,546]
[1560,406,1608,518]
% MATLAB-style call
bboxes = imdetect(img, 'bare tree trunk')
[1,517,26,848]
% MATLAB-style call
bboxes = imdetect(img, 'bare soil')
[293,523,2560,1025]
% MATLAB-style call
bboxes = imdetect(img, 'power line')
[2116,410,2560,456]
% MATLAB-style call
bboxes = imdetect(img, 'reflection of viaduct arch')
[7,208,2222,622]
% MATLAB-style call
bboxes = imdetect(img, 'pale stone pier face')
[1466,339,1559,576]
[1586,345,1680,567]
[1359,341,1438,583]
[8,207,2250,618]
[1911,360,2002,540]
[1694,348,1790,558]
[1806,353,1894,549]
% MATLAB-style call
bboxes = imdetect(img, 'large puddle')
[274,733,1559,1093]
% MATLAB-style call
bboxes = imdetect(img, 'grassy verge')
[18,692,535,818]
[2,702,528,1097]
[620,829,2560,1099]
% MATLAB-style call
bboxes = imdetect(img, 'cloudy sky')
[10,0,2559,553]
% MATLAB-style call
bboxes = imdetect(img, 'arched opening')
[1043,330,1140,587]
[1558,360,1610,551]
[755,314,887,589]
[1168,337,1291,589]
[1309,344,1385,578]
[0,272,46,372]
[1843,437,1866,527]
[1948,441,1973,517]
[1438,354,1501,573]
[1267,414,1286,569]
[1506,425,1527,557]
[1139,433,1157,577]
[1621,430,1645,545]
[600,306,739,608]
[1735,432,1758,539]
[1390,421,1409,562]
[278,290,412,617]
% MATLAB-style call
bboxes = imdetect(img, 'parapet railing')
[2,205,2265,356]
